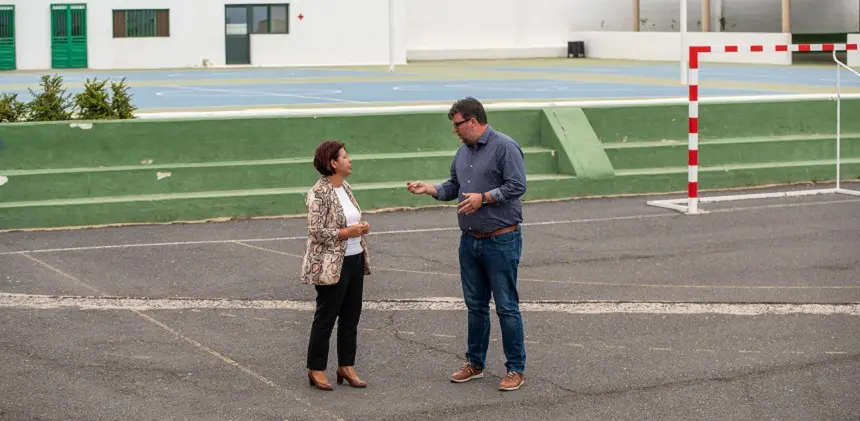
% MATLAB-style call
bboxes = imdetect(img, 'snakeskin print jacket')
[300,176,372,285]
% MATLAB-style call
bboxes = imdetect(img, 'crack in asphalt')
[384,311,580,396]
[371,247,447,266]
[375,352,860,420]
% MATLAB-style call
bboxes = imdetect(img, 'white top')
[334,186,363,256]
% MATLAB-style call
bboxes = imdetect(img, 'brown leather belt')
[468,225,518,239]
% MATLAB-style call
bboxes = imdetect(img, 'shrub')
[0,93,28,123]
[0,74,138,123]
[74,77,115,120]
[110,78,137,119]
[26,74,74,121]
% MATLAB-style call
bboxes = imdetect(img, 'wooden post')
[701,0,710,32]
[782,0,790,32]
[633,0,640,31]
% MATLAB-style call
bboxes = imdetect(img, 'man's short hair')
[448,97,488,125]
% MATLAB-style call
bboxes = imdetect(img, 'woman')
[301,140,372,391]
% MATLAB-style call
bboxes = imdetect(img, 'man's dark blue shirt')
[434,125,527,234]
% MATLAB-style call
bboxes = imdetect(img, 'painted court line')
[0,196,856,256]
[0,212,674,255]
[2,293,858,316]
[232,242,860,291]
[160,84,365,104]
[16,253,344,421]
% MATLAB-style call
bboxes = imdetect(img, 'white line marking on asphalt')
[2,293,858,316]
[0,213,673,255]
[1,196,856,256]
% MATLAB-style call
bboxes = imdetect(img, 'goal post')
[647,42,860,215]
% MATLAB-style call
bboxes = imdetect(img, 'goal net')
[647,43,860,215]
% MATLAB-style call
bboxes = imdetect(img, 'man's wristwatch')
[482,192,489,204]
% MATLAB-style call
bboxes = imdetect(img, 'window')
[250,4,288,34]
[113,9,169,38]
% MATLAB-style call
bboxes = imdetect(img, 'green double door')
[51,3,87,69]
[0,5,14,70]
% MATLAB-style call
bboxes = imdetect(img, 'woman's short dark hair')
[313,140,345,176]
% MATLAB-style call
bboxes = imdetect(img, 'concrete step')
[4,156,859,231]
[0,174,574,231]
[0,148,560,202]
[604,134,860,170]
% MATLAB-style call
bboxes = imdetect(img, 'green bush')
[0,73,139,123]
[110,78,137,120]
[27,74,74,122]
[74,78,115,120]
[0,93,28,123]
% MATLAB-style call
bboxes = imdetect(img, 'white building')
[0,0,857,71]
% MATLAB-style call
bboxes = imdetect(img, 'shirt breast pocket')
[483,159,503,186]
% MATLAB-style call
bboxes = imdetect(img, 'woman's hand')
[341,222,369,239]
[358,221,370,235]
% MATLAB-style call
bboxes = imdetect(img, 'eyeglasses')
[452,118,472,128]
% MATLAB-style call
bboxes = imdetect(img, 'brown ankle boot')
[336,366,368,388]
[307,370,333,391]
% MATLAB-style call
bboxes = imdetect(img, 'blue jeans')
[458,226,525,373]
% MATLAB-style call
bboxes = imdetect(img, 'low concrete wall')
[567,31,793,65]
[848,34,860,67]
[3,99,860,230]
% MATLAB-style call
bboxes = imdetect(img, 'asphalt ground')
[1,182,859,420]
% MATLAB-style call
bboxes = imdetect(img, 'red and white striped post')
[684,42,858,214]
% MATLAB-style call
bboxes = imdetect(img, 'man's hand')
[406,181,437,196]
[458,192,484,214]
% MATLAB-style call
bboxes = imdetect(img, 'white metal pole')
[388,0,396,72]
[681,0,688,84]
[836,50,841,190]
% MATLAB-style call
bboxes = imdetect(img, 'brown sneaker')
[498,371,524,391]
[450,362,484,383]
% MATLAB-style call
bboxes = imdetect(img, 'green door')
[51,4,87,69]
[0,5,14,70]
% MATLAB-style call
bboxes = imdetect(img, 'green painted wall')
[0,149,559,202]
[0,109,544,170]
[584,99,860,143]
[2,99,859,230]
[540,107,614,179]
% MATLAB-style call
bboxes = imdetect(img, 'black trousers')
[306,252,365,371]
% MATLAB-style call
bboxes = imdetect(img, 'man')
[406,97,527,391]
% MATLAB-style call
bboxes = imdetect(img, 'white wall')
[7,0,860,70]
[13,1,51,70]
[10,0,407,70]
[568,32,793,65]
[87,0,190,69]
[405,0,860,61]
[406,0,575,60]
[248,0,406,68]
[722,0,859,33]
[849,34,860,67]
